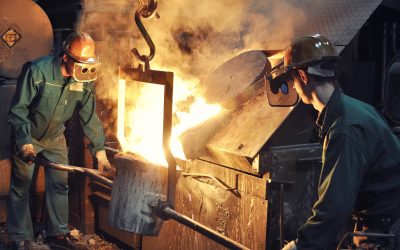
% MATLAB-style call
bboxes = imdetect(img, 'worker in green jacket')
[278,34,400,249]
[7,31,111,250]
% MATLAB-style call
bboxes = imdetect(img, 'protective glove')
[95,150,111,172]
[282,241,297,250]
[18,144,36,164]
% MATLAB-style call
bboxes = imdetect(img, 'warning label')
[1,28,21,48]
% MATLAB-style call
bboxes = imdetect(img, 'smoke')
[78,0,306,140]
[146,0,306,79]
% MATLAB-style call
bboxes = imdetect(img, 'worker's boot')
[12,240,51,250]
[46,235,85,250]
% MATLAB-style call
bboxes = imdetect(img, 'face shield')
[71,60,101,82]
[265,61,299,107]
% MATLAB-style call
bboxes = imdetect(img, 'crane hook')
[131,0,159,69]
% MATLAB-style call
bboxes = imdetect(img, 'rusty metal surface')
[143,159,268,250]
[200,51,270,105]
[203,98,320,175]
[0,0,53,78]
[91,181,142,249]
[208,92,291,157]
[179,51,272,161]
[205,92,293,172]
[108,153,169,236]
[290,0,382,46]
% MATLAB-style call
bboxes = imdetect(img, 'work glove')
[95,150,111,172]
[282,241,297,250]
[18,144,36,164]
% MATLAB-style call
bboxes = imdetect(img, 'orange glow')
[117,72,222,166]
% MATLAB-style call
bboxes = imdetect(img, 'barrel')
[108,153,169,236]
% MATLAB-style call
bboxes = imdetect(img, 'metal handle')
[34,158,113,187]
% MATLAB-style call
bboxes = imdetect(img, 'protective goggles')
[72,61,101,82]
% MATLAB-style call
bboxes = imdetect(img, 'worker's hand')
[282,241,297,250]
[18,144,36,164]
[95,150,111,172]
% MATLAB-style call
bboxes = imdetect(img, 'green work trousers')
[7,132,69,240]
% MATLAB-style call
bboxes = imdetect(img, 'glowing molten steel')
[117,75,221,166]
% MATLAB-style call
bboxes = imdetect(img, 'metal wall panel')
[290,0,382,45]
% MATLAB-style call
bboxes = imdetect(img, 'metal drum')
[0,0,53,78]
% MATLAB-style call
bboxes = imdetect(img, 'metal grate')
[291,0,382,46]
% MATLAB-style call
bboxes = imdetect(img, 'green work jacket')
[8,55,105,155]
[297,89,400,249]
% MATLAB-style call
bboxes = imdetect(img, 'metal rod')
[163,72,177,207]
[162,206,249,250]
[279,183,284,249]
[84,169,113,187]
[104,146,121,154]
[34,158,113,187]
[351,231,396,238]
[336,231,396,250]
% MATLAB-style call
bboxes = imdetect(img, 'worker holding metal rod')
[7,31,111,250]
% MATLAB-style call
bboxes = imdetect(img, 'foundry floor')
[0,223,123,250]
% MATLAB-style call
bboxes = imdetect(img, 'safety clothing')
[283,34,339,71]
[46,234,79,249]
[18,143,36,164]
[296,89,400,249]
[8,56,105,155]
[282,241,297,250]
[8,133,69,240]
[62,32,100,82]
[95,149,111,172]
[8,54,106,241]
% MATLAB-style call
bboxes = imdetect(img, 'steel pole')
[162,206,250,250]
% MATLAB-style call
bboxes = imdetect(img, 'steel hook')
[131,0,159,68]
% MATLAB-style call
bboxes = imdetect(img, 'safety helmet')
[62,31,100,82]
[284,34,339,72]
[62,31,99,63]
